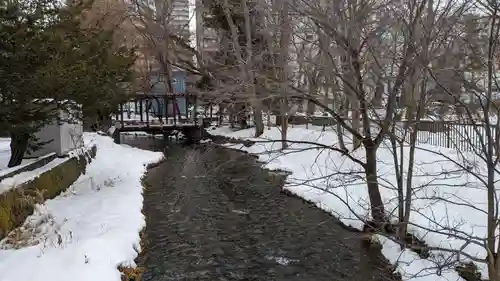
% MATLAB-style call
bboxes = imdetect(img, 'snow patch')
[0,133,164,281]
[209,125,486,281]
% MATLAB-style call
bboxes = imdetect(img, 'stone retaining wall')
[0,146,97,239]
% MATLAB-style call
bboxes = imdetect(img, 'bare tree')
[385,0,467,243]
[284,0,442,223]
[278,0,292,148]
[129,0,200,119]
[405,1,500,279]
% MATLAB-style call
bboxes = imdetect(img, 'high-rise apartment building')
[157,0,191,39]
[195,0,219,63]
[171,0,190,27]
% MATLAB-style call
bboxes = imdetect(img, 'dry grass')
[118,224,147,281]
[118,265,144,281]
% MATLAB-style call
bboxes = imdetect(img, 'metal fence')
[394,121,496,152]
[281,116,495,153]
[206,109,495,153]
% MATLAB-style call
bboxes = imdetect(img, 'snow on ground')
[0,133,163,281]
[209,125,490,281]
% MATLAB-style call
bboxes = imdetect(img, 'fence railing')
[204,110,494,153]
[279,115,495,153]
[397,121,496,153]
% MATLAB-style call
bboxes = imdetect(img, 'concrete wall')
[28,119,61,158]
[26,108,84,158]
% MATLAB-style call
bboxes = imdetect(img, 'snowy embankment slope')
[0,134,163,281]
[208,125,488,281]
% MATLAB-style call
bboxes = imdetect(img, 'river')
[121,135,399,281]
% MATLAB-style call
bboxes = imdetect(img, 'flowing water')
[121,135,399,281]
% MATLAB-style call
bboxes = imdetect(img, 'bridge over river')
[112,93,210,144]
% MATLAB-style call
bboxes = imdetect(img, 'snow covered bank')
[209,125,488,281]
[0,134,163,281]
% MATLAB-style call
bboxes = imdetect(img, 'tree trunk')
[352,97,362,150]
[307,80,317,115]
[254,107,264,136]
[218,104,224,126]
[280,103,288,149]
[306,85,316,117]
[336,95,347,151]
[8,131,30,168]
[336,123,347,151]
[238,104,248,129]
[373,78,384,108]
[400,77,426,240]
[390,128,405,247]
[229,104,235,128]
[307,100,315,116]
[365,143,385,222]
[278,0,290,150]
[323,85,330,109]
[266,107,271,127]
